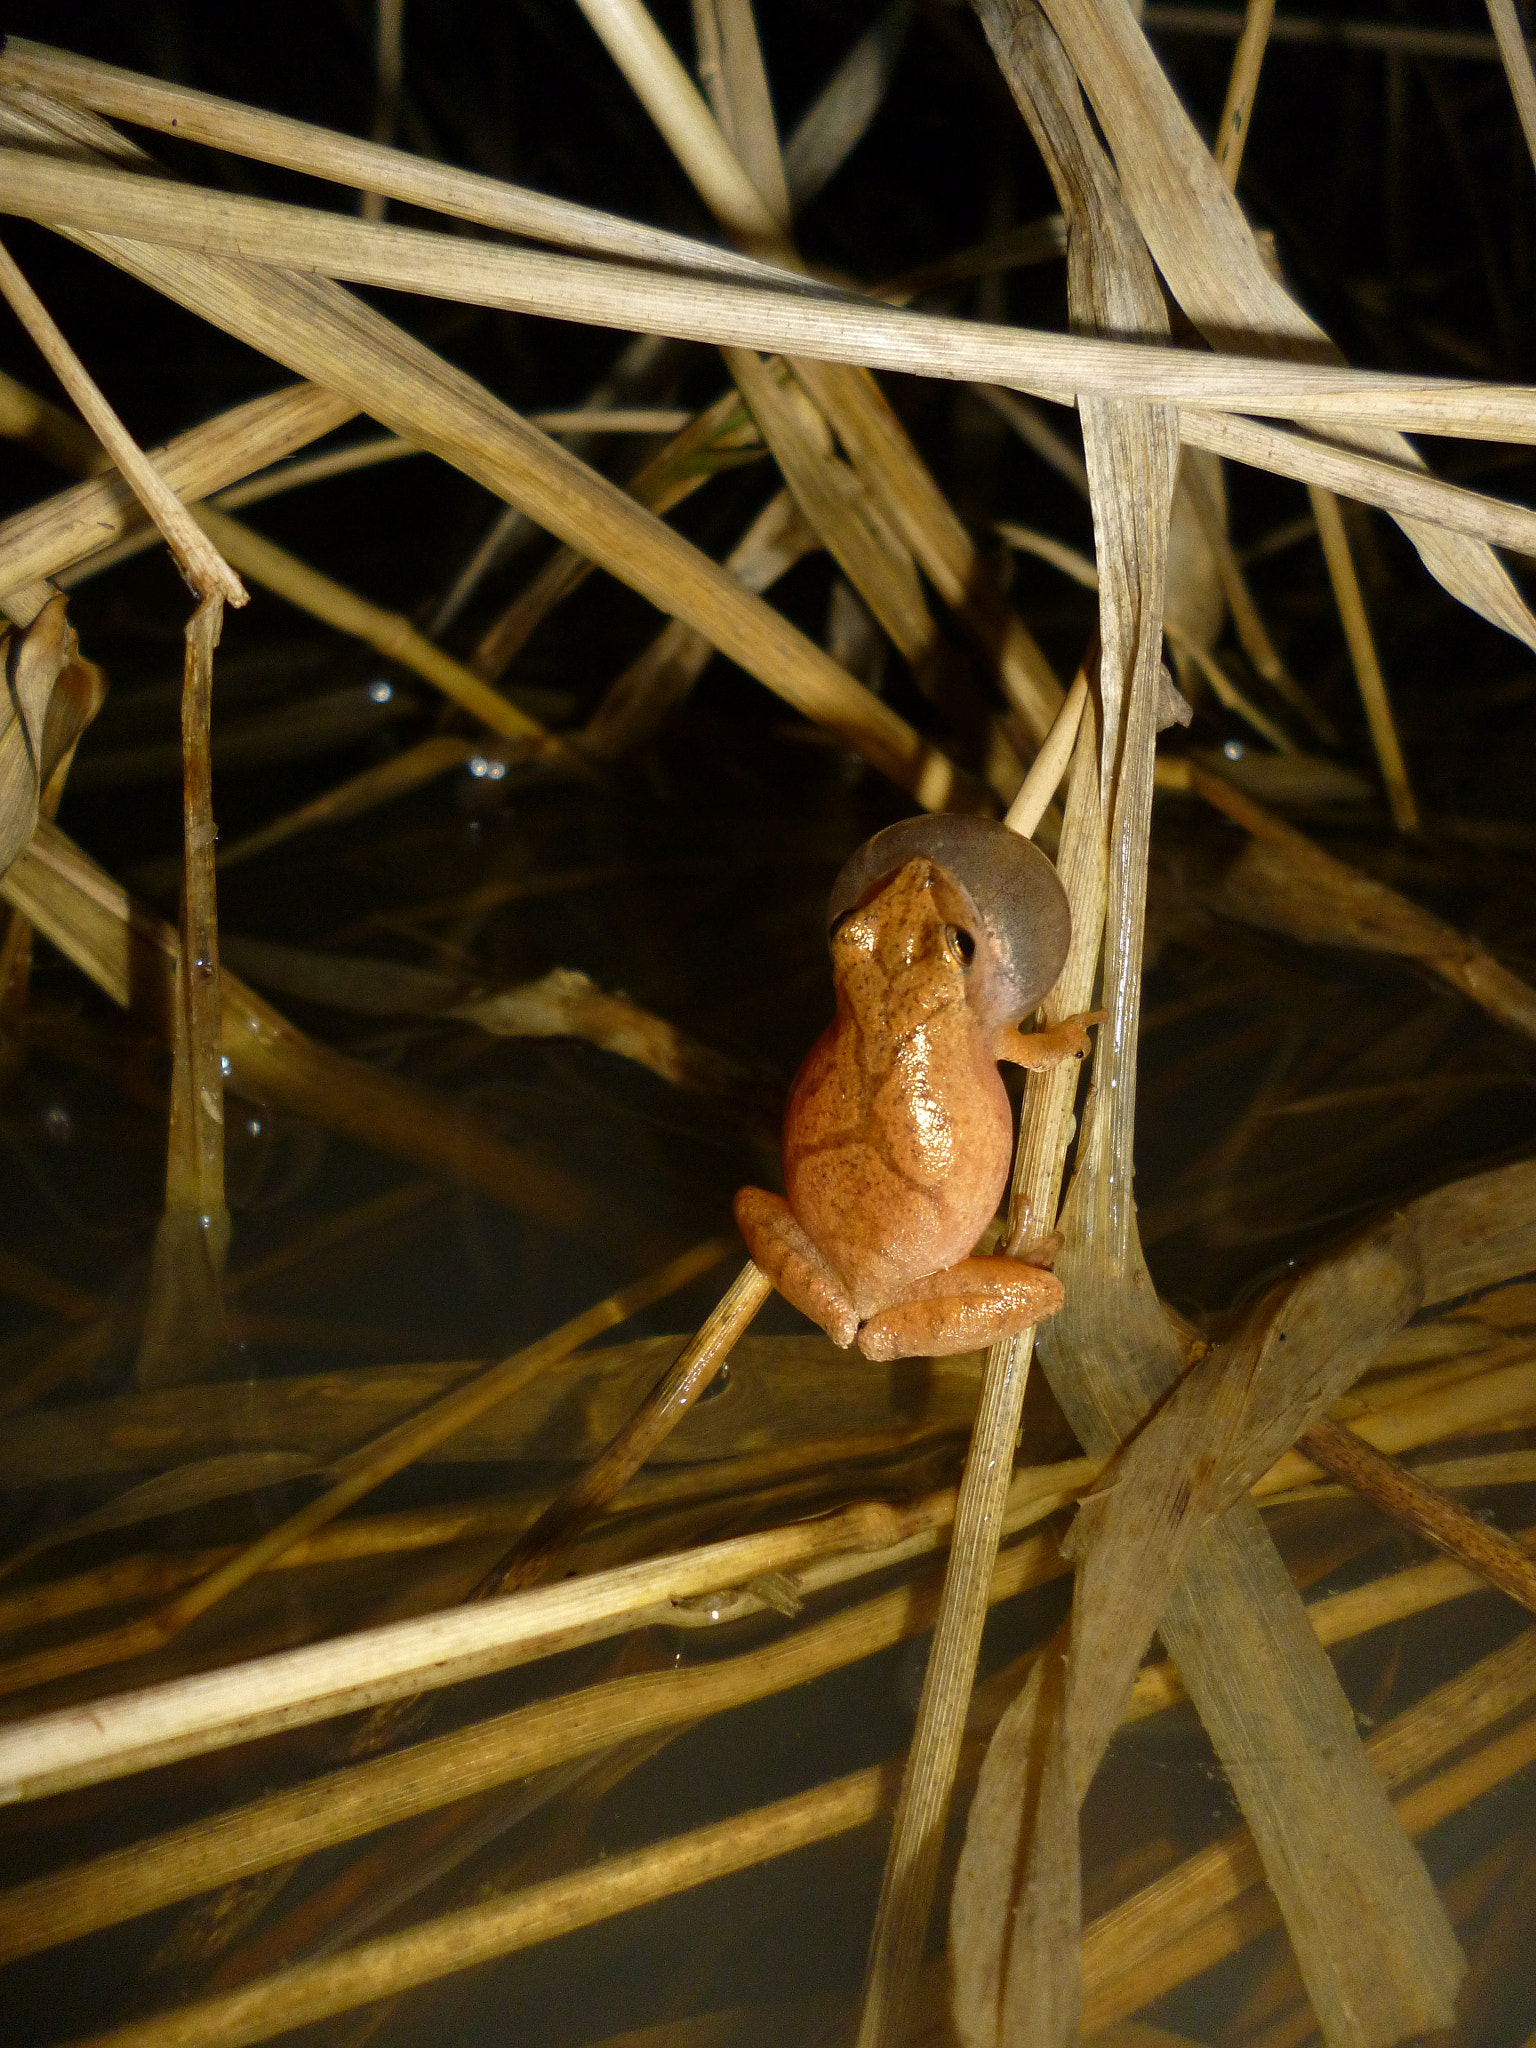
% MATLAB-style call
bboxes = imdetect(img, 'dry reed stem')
[692,0,791,227]
[134,595,232,1391]
[0,241,242,607]
[1,820,619,1239]
[0,37,794,285]
[467,388,761,683]
[1175,404,1536,562]
[992,521,1296,751]
[47,1763,901,2048]
[1081,1628,1536,2027]
[5,144,1536,446]
[4,1503,1533,1972]
[360,0,404,222]
[1175,446,1334,744]
[858,684,1104,2046]
[583,487,820,758]
[577,0,1063,745]
[1306,485,1419,830]
[574,0,786,253]
[58,414,693,586]
[9,1425,1530,1651]
[1086,1712,1536,2030]
[0,1318,1529,1804]
[0,1525,1067,1968]
[1487,0,1536,171]
[1213,0,1276,177]
[1000,11,1458,2038]
[952,16,1185,2038]
[0,364,563,757]
[0,254,246,1391]
[191,506,554,751]
[0,1242,732,1699]
[478,1259,774,1596]
[1188,763,1536,1044]
[0,96,973,818]
[0,380,357,613]
[0,1490,968,1804]
[1125,1521,1536,1722]
[1036,0,1535,651]
[1298,1416,1536,1614]
[34,1640,1536,2048]
[1006,669,1087,834]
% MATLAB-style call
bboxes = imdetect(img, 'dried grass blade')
[1063,1220,1420,1756]
[985,8,1461,2040]
[191,505,555,751]
[0,593,88,878]
[950,11,1178,2036]
[692,0,790,226]
[0,98,972,815]
[0,238,242,608]
[1,819,619,1239]
[577,0,1056,759]
[1307,485,1418,830]
[27,1765,898,2048]
[0,257,246,1387]
[859,689,1105,2047]
[782,0,915,210]
[0,379,356,609]
[1177,405,1536,560]
[1298,1417,1536,1613]
[1190,763,1536,1043]
[1081,1628,1536,2027]
[7,139,1536,439]
[1214,0,1277,177]
[478,1259,773,1596]
[1035,0,1536,647]
[1487,0,1536,172]
[0,36,794,285]
[0,1489,949,1802]
[0,1528,1063,1965]
[466,387,760,685]
[583,486,819,756]
[0,1242,733,1699]
[136,593,230,1390]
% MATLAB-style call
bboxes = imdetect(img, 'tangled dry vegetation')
[0,3,1534,2045]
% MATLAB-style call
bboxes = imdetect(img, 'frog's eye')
[944,924,976,968]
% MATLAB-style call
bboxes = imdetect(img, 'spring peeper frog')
[736,816,1099,1362]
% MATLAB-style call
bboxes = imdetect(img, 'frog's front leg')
[996,1008,1106,1071]
[734,1186,862,1349]
[856,1255,1065,1362]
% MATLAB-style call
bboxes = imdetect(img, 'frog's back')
[783,1002,1012,1314]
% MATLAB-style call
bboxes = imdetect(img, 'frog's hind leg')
[733,1187,862,1349]
[856,1255,1065,1362]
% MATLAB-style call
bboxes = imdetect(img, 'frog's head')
[827,817,1071,1034]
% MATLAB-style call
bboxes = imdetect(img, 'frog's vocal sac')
[735,816,1100,1362]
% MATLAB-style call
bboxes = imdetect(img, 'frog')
[735,815,1100,1363]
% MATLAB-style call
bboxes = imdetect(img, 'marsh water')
[3,4,1536,2044]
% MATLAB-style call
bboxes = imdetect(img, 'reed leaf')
[0,92,974,813]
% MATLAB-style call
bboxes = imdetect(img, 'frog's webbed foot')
[856,1254,1065,1362]
[996,1008,1107,1071]
[733,1187,861,1349]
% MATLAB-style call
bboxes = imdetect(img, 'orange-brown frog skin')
[735,855,1097,1362]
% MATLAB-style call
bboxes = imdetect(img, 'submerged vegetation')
[0,3,1534,2044]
